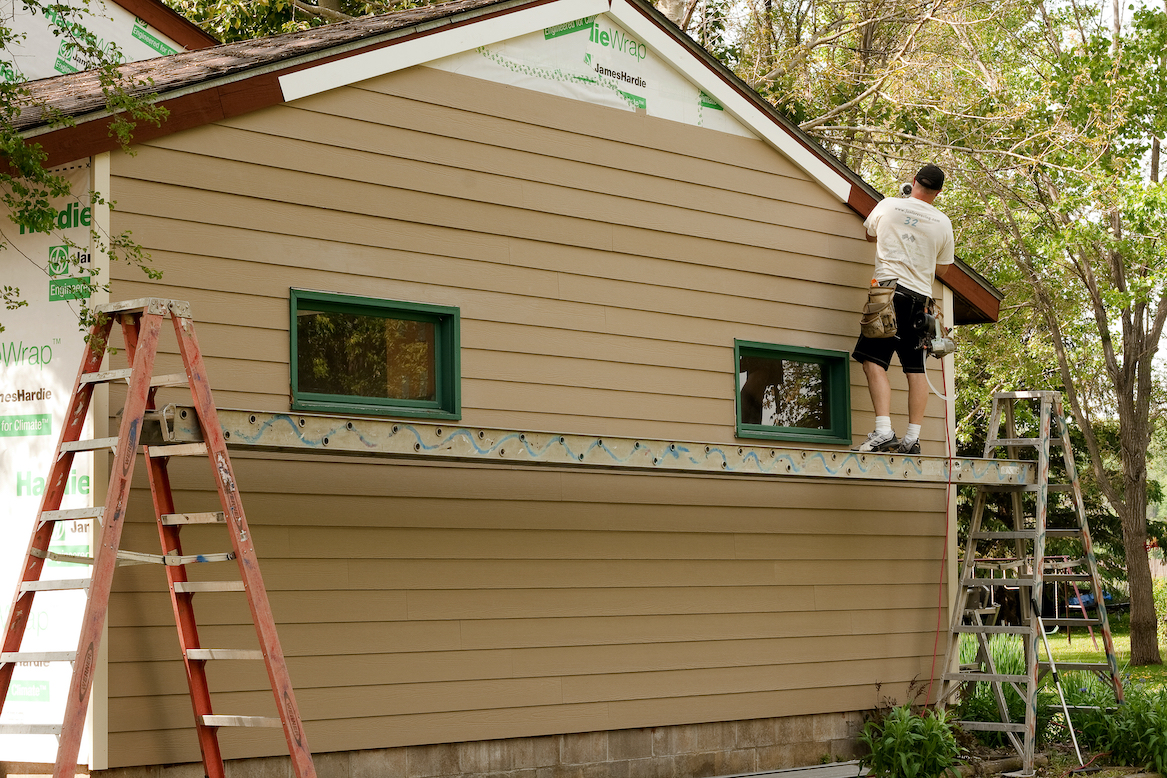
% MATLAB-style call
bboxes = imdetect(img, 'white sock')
[875,416,893,436]
[904,423,921,443]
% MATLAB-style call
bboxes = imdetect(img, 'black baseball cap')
[916,164,945,191]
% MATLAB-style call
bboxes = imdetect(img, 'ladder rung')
[202,715,282,728]
[1041,662,1114,673]
[954,624,1033,634]
[80,367,134,384]
[1045,574,1092,582]
[39,507,104,528]
[186,649,264,660]
[1,651,77,663]
[173,581,245,593]
[1045,529,1085,537]
[945,672,1029,683]
[148,442,208,458]
[955,720,1027,733]
[61,436,118,453]
[0,724,63,735]
[21,578,91,592]
[988,437,1064,448]
[963,578,1036,587]
[979,483,1073,493]
[1043,618,1103,627]
[971,532,1038,540]
[116,550,236,566]
[151,373,189,387]
[162,512,226,525]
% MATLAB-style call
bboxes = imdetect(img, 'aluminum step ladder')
[0,298,316,778]
[940,391,1122,776]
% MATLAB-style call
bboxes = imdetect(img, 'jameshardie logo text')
[47,243,92,302]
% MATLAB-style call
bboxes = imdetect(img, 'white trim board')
[278,0,609,101]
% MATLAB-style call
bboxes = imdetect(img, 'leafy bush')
[858,705,964,778]
[1073,682,1167,775]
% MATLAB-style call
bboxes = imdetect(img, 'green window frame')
[290,288,460,420]
[734,340,851,445]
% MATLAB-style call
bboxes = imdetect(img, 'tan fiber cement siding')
[103,66,947,765]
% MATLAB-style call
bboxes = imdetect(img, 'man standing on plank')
[852,164,954,454]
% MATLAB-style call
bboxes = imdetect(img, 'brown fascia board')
[111,0,219,49]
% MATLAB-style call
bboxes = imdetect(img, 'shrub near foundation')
[1073,683,1167,775]
[858,705,964,778]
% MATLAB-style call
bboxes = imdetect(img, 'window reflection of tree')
[739,355,828,429]
[298,310,436,401]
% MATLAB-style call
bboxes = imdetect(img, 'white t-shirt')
[864,196,955,297]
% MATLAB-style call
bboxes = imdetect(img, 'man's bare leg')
[863,360,892,418]
[906,372,929,425]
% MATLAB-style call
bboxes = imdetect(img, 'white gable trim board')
[276,0,853,203]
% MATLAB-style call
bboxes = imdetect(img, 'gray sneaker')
[853,430,899,452]
[897,437,921,455]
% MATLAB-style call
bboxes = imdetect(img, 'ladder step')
[979,483,1073,493]
[987,437,1065,448]
[1041,662,1113,673]
[1,651,77,663]
[971,532,1038,540]
[1045,574,1092,582]
[0,724,63,735]
[955,721,1027,733]
[148,442,208,458]
[186,649,264,660]
[161,512,226,525]
[116,550,236,566]
[945,672,1029,683]
[202,715,282,728]
[80,367,134,384]
[21,579,91,592]
[173,581,245,593]
[963,578,1036,588]
[61,436,119,453]
[954,624,1033,634]
[1043,618,1103,627]
[39,506,104,527]
[151,373,189,387]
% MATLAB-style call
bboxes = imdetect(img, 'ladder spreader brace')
[0,298,316,778]
[940,391,1122,777]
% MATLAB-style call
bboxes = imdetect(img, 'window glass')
[738,355,829,430]
[291,290,460,420]
[734,341,850,445]
[297,311,436,401]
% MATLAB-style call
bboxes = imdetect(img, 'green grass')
[1043,612,1167,688]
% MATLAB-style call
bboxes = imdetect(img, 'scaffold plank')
[156,406,1035,486]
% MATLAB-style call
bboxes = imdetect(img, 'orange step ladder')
[0,298,316,778]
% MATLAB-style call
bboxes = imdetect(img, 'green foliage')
[0,0,168,334]
[1073,682,1167,775]
[162,0,443,43]
[858,705,963,778]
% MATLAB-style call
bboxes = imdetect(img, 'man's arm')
[936,263,951,279]
[866,233,877,243]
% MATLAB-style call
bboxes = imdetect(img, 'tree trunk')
[1120,435,1164,665]
[655,0,687,26]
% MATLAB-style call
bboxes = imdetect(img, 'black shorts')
[852,285,930,374]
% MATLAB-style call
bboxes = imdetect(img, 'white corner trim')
[607,0,852,203]
[279,0,610,102]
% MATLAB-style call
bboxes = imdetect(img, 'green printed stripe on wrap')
[544,16,594,39]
